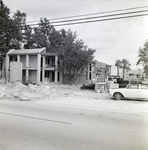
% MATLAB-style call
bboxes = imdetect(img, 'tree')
[115,59,122,68]
[63,38,95,84]
[0,0,11,54]
[137,40,148,76]
[11,10,26,49]
[122,58,131,70]
[49,29,95,84]
[0,0,16,77]
[0,0,27,79]
[0,0,26,54]
[59,29,95,84]
[24,18,54,50]
[115,58,131,70]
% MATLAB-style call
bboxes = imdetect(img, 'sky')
[3,0,148,70]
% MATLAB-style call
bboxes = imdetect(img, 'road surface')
[0,99,148,150]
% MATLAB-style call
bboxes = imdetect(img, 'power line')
[1,9,148,29]
[53,13,148,27]
[26,5,148,24]
[45,9,148,24]
[27,10,148,26]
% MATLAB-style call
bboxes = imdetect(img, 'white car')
[109,83,148,100]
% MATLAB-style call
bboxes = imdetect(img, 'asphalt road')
[0,99,148,150]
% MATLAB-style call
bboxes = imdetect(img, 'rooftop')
[7,48,46,55]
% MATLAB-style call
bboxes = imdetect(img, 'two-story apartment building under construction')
[6,48,59,83]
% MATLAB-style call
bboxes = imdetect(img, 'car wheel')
[114,93,122,100]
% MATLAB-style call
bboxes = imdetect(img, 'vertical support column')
[17,55,22,82]
[59,60,63,83]
[87,64,90,81]
[109,66,111,76]
[59,60,63,84]
[26,55,29,82]
[2,57,5,80]
[54,55,58,83]
[42,56,45,82]
[49,71,52,82]
[6,54,9,82]
[123,69,126,79]
[17,55,20,62]
[50,57,52,66]
[37,53,41,83]
[91,63,93,79]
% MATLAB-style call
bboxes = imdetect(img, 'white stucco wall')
[10,62,22,82]
[29,55,37,68]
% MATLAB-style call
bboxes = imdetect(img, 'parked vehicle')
[109,83,148,100]
[117,79,129,88]
[80,83,95,90]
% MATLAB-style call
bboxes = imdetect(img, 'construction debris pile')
[0,81,108,101]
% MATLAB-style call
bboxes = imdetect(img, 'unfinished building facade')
[6,48,59,83]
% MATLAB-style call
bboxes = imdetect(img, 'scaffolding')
[95,75,106,92]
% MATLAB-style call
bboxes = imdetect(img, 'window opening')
[45,71,50,78]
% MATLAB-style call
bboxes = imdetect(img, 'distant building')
[87,60,108,81]
[110,66,118,77]
[125,69,142,80]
